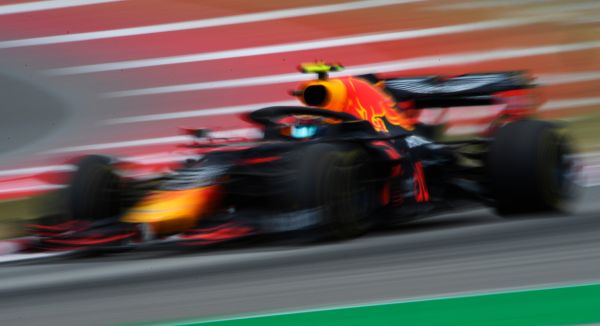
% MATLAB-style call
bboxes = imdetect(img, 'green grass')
[142,282,600,326]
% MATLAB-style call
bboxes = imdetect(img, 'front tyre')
[67,155,123,221]
[294,143,376,239]
[488,119,576,215]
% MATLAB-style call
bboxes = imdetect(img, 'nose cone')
[120,186,221,235]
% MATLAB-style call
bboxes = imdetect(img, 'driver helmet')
[289,116,320,139]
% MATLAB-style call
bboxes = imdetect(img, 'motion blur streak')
[46,128,262,154]
[0,183,64,195]
[0,0,421,48]
[439,1,600,11]
[540,97,600,112]
[104,41,600,98]
[104,100,298,124]
[0,165,74,178]
[0,0,122,15]
[105,72,600,125]
[47,17,550,75]
[538,71,600,85]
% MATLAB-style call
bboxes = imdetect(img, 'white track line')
[4,164,599,194]
[2,151,599,197]
[446,96,600,135]
[123,152,198,165]
[0,0,122,15]
[437,0,593,11]
[105,100,297,124]
[104,41,600,98]
[105,71,600,125]
[46,127,262,154]
[538,71,600,85]
[0,252,70,263]
[5,150,597,180]
[0,165,75,178]
[540,97,600,111]
[437,0,551,10]
[0,0,421,48]
[47,17,546,75]
[48,135,190,153]
[0,183,65,194]
[51,94,600,154]
[519,1,600,16]
[0,129,260,178]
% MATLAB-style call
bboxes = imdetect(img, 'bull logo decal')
[296,76,414,132]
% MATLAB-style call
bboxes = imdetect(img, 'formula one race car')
[24,63,577,252]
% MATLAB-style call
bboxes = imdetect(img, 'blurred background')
[0,0,598,325]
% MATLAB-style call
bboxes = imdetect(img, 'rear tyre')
[67,155,123,221]
[488,119,576,215]
[294,143,376,239]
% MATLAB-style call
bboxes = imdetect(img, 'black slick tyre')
[488,119,576,215]
[294,143,376,239]
[67,155,122,221]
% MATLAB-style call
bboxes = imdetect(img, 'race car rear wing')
[361,71,538,109]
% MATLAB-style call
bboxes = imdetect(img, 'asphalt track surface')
[0,187,598,326]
